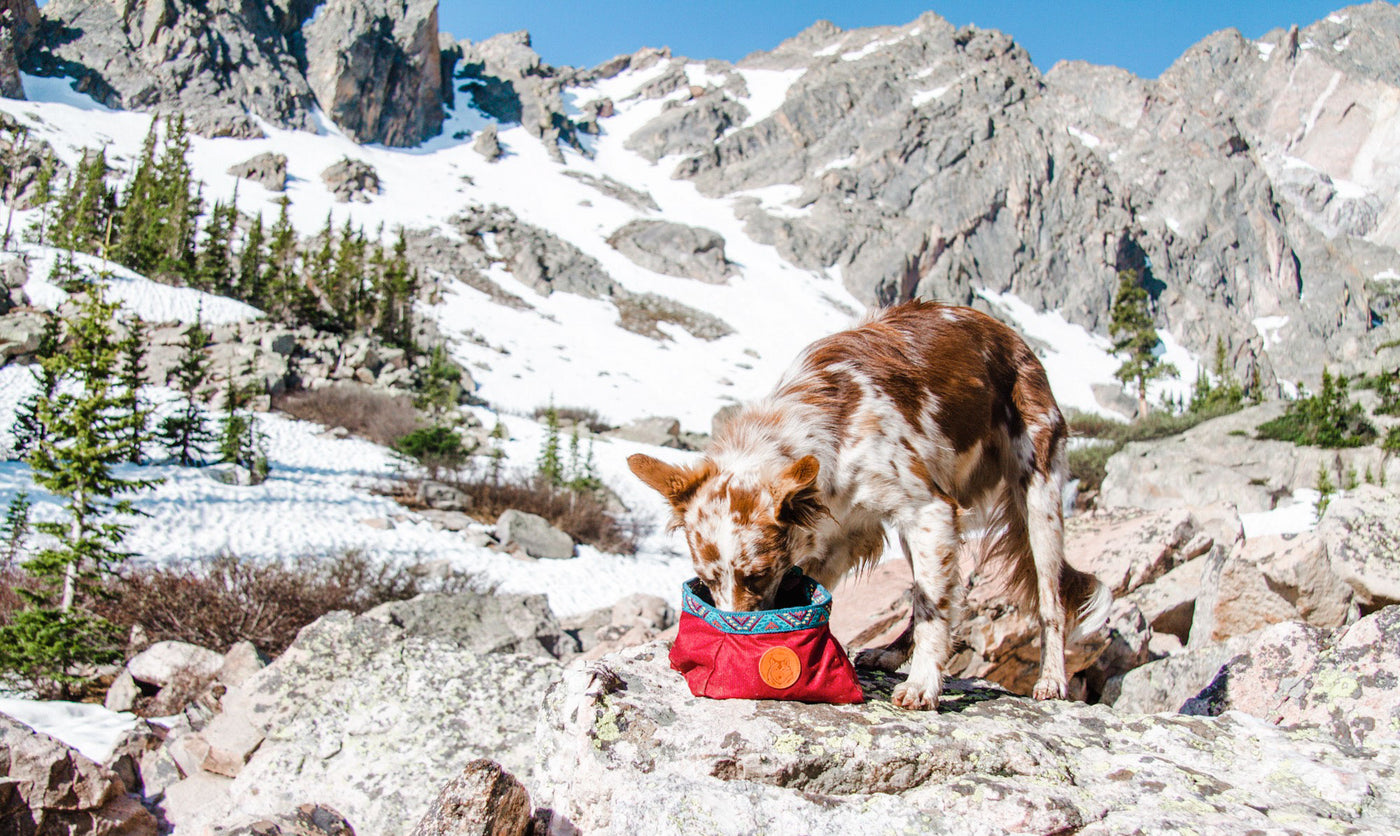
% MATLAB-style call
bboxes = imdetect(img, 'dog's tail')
[974,501,1111,643]
[1063,564,1112,642]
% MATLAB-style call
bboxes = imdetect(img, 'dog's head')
[628,453,827,611]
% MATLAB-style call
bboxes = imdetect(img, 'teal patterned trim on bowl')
[681,569,833,635]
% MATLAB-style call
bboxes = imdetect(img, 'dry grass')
[448,471,646,555]
[92,551,482,657]
[273,384,421,447]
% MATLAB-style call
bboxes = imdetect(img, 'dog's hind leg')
[1025,447,1070,700]
[889,496,960,711]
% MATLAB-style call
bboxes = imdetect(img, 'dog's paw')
[855,647,909,672]
[891,679,941,711]
[1032,677,1067,700]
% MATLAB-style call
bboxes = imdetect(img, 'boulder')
[1120,554,1207,642]
[607,219,732,283]
[412,759,533,836]
[1062,506,1226,596]
[302,0,444,146]
[534,643,1400,833]
[561,593,676,660]
[320,157,381,203]
[417,479,473,512]
[226,152,288,192]
[103,668,142,713]
[473,123,502,161]
[496,509,574,560]
[158,604,562,835]
[605,416,684,448]
[1185,606,1400,748]
[127,640,224,688]
[362,591,578,660]
[1106,632,1257,713]
[0,309,47,363]
[217,640,269,689]
[623,91,749,162]
[0,712,159,835]
[1316,484,1400,608]
[1190,531,1356,644]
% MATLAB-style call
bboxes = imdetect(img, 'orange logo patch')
[758,646,801,689]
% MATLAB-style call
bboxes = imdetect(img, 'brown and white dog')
[629,301,1110,710]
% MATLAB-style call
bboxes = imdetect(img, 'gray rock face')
[31,0,317,138]
[302,0,444,147]
[1317,483,1400,607]
[607,219,732,283]
[226,151,288,192]
[536,642,1400,834]
[0,712,159,835]
[496,509,575,559]
[1,0,39,98]
[1101,403,1400,512]
[159,604,562,835]
[1185,606,1400,748]
[320,157,381,203]
[362,591,578,659]
[455,31,585,159]
[611,5,1400,391]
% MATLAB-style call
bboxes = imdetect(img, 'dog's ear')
[628,454,715,512]
[774,455,827,528]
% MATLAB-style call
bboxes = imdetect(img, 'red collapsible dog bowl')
[669,568,864,703]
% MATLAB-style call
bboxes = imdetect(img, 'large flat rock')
[535,642,1400,834]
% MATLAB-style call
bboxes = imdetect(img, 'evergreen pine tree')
[113,122,162,273]
[265,196,298,318]
[1,275,158,697]
[238,211,267,307]
[488,420,507,486]
[115,315,154,464]
[26,151,57,246]
[216,371,268,483]
[537,403,563,488]
[153,115,202,282]
[10,314,62,457]
[414,344,462,418]
[196,198,236,294]
[376,228,416,349]
[1109,268,1178,419]
[0,491,32,573]
[157,316,215,466]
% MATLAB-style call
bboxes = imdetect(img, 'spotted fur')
[629,301,1111,709]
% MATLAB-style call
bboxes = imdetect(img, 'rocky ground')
[4,439,1398,833]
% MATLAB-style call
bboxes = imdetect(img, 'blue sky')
[436,1,1363,78]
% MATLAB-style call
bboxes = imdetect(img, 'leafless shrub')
[94,551,482,657]
[273,384,421,447]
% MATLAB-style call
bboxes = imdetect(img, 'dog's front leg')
[890,498,959,711]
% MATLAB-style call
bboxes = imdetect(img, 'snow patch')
[1240,489,1322,538]
[1257,41,1277,60]
[1373,269,1400,281]
[0,697,141,764]
[20,246,262,325]
[912,87,950,107]
[1067,126,1102,149]
[736,68,806,128]
[1254,316,1290,347]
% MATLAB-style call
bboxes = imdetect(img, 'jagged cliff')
[11,1,1400,395]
